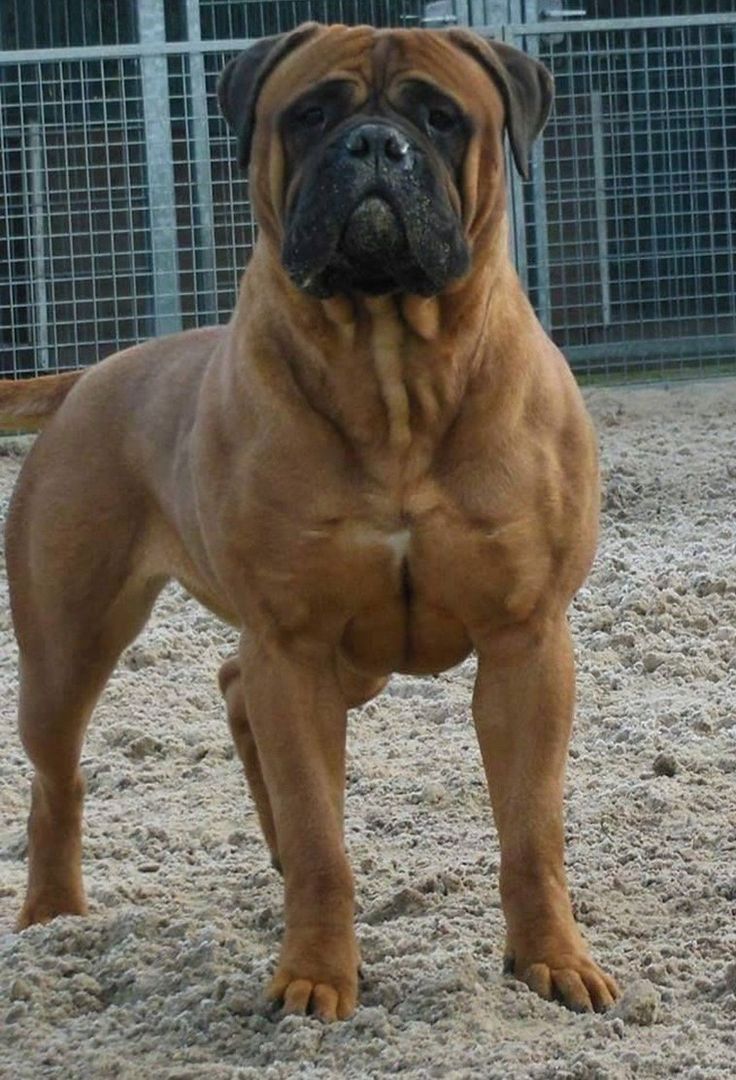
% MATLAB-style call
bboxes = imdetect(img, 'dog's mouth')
[282,165,470,300]
[287,191,439,298]
[340,195,406,264]
[332,194,409,295]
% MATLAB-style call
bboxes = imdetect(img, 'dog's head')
[219,24,553,298]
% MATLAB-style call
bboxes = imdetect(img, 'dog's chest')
[266,483,546,677]
[241,313,560,674]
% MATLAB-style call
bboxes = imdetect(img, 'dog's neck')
[234,237,518,470]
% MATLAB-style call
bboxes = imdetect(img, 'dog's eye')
[427,107,456,133]
[298,106,325,128]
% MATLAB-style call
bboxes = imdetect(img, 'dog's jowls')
[2,23,618,1020]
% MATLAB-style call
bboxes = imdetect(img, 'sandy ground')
[0,379,735,1079]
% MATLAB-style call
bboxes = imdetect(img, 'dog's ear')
[218,23,320,169]
[447,30,553,179]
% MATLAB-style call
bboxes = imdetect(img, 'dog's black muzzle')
[282,120,469,298]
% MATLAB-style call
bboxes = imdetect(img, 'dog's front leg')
[239,635,358,1021]
[472,616,619,1013]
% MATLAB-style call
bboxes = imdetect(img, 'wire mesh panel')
[197,0,426,37]
[168,49,255,331]
[504,14,736,380]
[0,45,267,375]
[0,57,155,373]
[0,3,425,376]
[1,6,735,382]
[0,0,138,50]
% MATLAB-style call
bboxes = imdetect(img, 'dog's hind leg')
[219,654,386,873]
[13,571,165,930]
[219,654,280,870]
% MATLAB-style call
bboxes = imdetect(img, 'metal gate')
[1,2,734,381]
[500,10,736,380]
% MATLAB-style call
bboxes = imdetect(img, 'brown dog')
[2,23,618,1020]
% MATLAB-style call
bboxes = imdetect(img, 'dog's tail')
[0,371,85,431]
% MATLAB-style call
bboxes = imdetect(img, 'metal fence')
[1,2,734,382]
[506,12,736,379]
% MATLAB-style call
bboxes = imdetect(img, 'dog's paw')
[17,890,88,930]
[267,929,359,1021]
[505,948,619,1013]
[267,971,357,1021]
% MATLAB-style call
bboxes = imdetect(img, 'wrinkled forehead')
[257,25,504,121]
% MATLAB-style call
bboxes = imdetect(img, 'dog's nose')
[344,123,411,165]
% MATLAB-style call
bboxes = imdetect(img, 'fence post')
[507,4,552,330]
[590,90,611,327]
[138,0,182,337]
[27,122,50,369]
[186,0,217,323]
[501,25,529,294]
